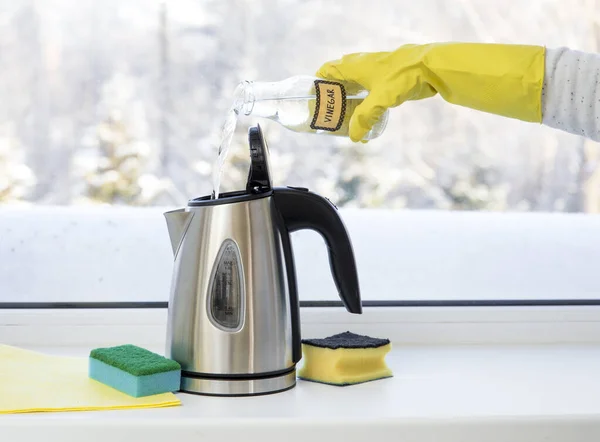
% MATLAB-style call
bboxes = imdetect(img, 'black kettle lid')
[246,124,273,193]
[188,124,273,207]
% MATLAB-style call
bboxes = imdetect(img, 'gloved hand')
[316,43,546,142]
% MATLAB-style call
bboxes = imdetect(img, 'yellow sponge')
[297,331,393,386]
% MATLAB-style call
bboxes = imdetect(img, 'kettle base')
[179,368,296,397]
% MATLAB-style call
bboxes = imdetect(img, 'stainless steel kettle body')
[164,125,362,396]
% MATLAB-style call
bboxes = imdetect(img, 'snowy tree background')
[0,0,599,212]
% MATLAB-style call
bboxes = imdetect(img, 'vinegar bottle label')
[310,80,346,132]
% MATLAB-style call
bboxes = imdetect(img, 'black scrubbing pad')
[301,331,390,349]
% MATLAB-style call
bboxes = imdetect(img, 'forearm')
[542,47,600,141]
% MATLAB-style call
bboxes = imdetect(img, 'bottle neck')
[235,80,284,117]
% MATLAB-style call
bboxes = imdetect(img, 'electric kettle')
[164,124,362,396]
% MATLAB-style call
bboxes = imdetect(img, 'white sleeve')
[542,47,600,141]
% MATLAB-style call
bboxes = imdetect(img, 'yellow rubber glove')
[316,43,546,142]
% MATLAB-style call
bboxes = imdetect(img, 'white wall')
[1,205,600,303]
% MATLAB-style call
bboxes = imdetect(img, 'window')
[1,0,599,305]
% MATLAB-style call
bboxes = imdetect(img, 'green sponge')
[89,344,181,397]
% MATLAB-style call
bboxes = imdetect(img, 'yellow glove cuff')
[422,43,545,123]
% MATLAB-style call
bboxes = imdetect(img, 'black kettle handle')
[273,186,363,314]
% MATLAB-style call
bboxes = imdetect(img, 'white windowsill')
[3,307,600,442]
[4,343,600,442]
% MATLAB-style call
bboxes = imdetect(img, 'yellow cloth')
[316,43,546,142]
[0,344,181,414]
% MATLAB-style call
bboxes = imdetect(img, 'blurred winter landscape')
[1,0,600,212]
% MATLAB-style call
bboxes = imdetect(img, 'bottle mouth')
[233,80,254,115]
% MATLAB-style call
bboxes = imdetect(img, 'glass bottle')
[232,75,389,141]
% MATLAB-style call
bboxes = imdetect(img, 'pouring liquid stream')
[211,104,239,200]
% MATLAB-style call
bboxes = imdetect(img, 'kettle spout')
[164,208,193,256]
